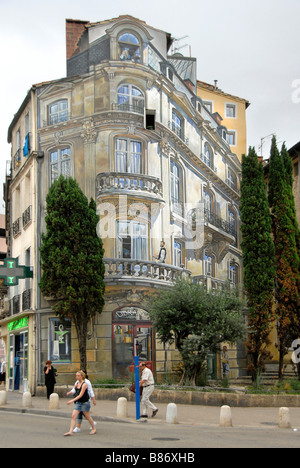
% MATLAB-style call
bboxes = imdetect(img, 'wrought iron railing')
[204,209,236,237]
[112,103,144,115]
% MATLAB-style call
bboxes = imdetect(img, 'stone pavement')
[2,390,300,430]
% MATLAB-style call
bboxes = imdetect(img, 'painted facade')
[1,16,248,393]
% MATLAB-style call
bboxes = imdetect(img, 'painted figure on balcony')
[154,241,167,264]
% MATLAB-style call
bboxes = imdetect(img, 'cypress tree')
[240,147,276,381]
[268,137,300,379]
[40,176,106,372]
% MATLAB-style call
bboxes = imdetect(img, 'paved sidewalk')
[1,391,300,430]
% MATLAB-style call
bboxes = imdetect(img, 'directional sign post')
[0,257,33,286]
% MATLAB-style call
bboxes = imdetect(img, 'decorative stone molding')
[81,118,97,144]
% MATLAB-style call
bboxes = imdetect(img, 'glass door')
[112,308,154,380]
[19,332,28,392]
[8,334,14,391]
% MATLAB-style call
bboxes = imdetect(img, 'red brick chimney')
[66,19,89,60]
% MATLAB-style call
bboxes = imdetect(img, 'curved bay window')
[117,84,144,113]
[112,307,153,379]
[118,32,141,63]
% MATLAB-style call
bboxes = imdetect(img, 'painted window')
[117,221,148,260]
[49,318,71,363]
[50,147,71,183]
[49,100,68,125]
[118,32,141,62]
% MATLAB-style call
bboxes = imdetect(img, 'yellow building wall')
[196,83,248,161]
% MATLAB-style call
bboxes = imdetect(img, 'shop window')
[49,318,71,363]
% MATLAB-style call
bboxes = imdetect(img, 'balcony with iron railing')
[167,121,189,145]
[111,103,144,115]
[203,209,236,239]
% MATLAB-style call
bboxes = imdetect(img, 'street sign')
[0,257,33,286]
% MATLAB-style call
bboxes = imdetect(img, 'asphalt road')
[1,411,300,449]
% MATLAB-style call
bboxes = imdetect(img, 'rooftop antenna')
[171,36,191,56]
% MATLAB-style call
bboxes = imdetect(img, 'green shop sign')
[8,317,28,331]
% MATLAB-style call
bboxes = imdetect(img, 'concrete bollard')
[116,397,128,418]
[278,407,291,429]
[22,392,32,408]
[0,390,7,406]
[49,393,60,410]
[219,405,232,427]
[166,403,178,424]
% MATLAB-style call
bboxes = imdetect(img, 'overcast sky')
[1,0,299,213]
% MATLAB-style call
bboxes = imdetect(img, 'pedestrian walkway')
[2,391,300,430]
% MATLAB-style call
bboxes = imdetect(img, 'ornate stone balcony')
[104,258,190,286]
[96,172,164,203]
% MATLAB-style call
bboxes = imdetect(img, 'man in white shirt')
[139,362,158,418]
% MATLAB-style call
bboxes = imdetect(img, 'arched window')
[172,110,183,139]
[117,84,144,114]
[203,142,212,168]
[229,261,239,285]
[170,159,182,214]
[48,100,68,125]
[118,32,141,63]
[50,147,71,184]
[203,187,213,213]
[204,253,215,277]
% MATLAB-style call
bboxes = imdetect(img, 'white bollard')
[0,390,7,406]
[49,393,60,410]
[22,392,32,408]
[166,403,178,424]
[117,397,128,418]
[219,405,232,427]
[278,407,291,429]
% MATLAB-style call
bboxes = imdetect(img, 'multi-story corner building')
[1,15,246,393]
[196,80,249,161]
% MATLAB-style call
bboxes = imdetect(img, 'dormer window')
[118,32,141,63]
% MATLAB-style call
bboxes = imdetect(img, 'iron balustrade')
[112,103,144,115]
[204,208,236,237]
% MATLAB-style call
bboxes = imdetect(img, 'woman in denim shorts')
[64,371,96,436]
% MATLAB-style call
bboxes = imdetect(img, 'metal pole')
[134,339,140,420]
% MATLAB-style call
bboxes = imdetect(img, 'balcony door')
[117,221,148,260]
